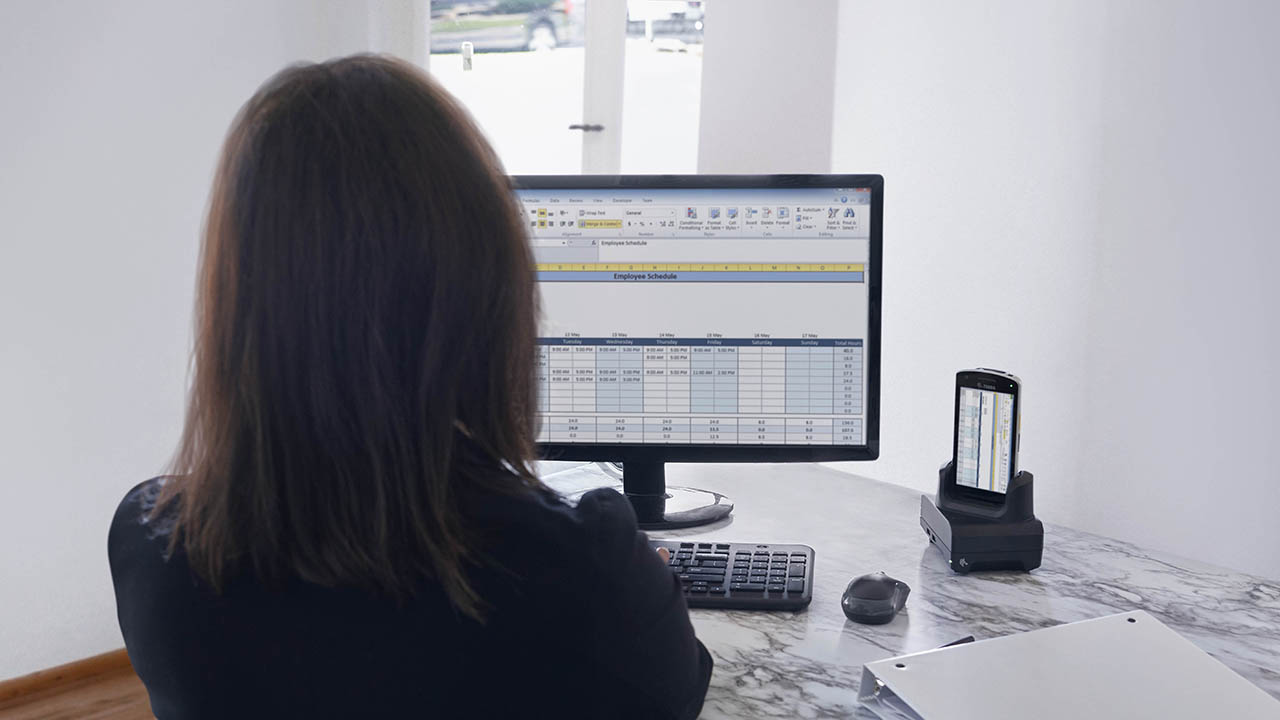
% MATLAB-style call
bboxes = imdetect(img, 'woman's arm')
[573,488,713,720]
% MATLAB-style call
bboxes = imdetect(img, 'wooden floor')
[0,666,152,720]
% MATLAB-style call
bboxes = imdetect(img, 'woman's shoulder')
[107,477,177,572]
[110,476,170,529]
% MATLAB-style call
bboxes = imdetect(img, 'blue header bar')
[538,271,863,284]
[538,338,863,347]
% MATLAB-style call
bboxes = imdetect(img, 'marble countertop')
[539,462,1280,719]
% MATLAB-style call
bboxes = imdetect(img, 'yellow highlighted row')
[536,263,865,273]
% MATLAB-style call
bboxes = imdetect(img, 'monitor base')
[621,461,734,530]
[632,486,734,530]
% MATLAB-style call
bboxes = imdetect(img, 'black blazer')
[109,478,712,719]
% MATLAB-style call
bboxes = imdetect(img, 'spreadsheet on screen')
[519,186,872,447]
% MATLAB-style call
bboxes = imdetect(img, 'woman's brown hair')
[157,55,541,621]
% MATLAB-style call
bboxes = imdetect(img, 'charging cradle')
[919,461,1043,573]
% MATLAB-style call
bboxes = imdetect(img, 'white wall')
[1079,1,1280,578]
[830,0,1280,580]
[697,0,839,173]
[0,0,423,681]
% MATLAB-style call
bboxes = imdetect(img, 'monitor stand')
[621,461,734,530]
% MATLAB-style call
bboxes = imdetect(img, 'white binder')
[858,611,1279,719]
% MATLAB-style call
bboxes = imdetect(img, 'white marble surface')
[539,461,1280,719]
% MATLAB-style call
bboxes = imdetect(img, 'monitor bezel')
[515,174,883,463]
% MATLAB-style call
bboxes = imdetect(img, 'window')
[429,1,706,174]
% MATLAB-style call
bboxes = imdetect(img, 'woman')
[108,55,712,719]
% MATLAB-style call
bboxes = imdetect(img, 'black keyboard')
[650,540,815,611]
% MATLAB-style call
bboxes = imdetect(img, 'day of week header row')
[538,338,864,347]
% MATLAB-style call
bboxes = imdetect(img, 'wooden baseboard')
[0,649,134,707]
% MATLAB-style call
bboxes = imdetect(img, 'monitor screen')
[517,177,879,458]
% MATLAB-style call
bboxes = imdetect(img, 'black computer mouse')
[841,572,910,625]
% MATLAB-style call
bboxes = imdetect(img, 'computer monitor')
[514,175,882,528]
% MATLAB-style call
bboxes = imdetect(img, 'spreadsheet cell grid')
[537,338,864,445]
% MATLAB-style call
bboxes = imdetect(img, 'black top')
[108,478,712,719]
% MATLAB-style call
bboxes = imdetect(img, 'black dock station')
[920,461,1043,573]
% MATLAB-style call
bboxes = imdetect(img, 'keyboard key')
[716,544,730,551]
[731,574,748,583]
[787,565,805,577]
[680,543,694,549]
[708,586,726,595]
[786,579,805,593]
[730,582,765,592]
[686,580,724,588]
[768,568,787,577]
[767,583,786,592]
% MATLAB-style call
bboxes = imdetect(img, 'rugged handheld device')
[952,369,1021,502]
[921,369,1042,573]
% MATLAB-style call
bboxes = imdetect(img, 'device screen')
[955,386,1015,494]
[519,184,873,448]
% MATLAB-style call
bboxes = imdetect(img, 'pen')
[938,635,975,648]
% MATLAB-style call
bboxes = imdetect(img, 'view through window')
[429,1,705,174]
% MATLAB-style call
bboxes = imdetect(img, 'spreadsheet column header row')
[537,338,864,347]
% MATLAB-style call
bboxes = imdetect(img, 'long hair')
[157,55,541,621]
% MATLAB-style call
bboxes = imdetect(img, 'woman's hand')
[657,547,671,564]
